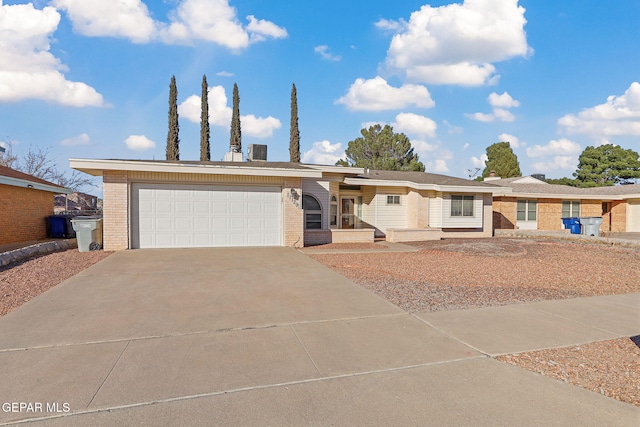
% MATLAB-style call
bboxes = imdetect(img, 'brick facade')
[492,197,517,230]
[0,184,54,245]
[102,171,130,251]
[282,177,304,248]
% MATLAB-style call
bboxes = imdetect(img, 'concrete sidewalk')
[0,248,638,425]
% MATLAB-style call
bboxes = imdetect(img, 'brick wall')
[492,197,516,229]
[0,184,54,245]
[283,177,304,248]
[537,198,563,230]
[102,171,129,251]
[611,201,626,232]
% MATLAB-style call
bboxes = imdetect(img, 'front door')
[341,197,357,229]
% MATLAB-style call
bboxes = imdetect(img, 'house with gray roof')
[488,176,640,233]
[70,159,505,250]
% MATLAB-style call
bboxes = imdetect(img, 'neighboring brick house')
[70,159,503,251]
[490,176,640,233]
[54,192,101,214]
[0,165,71,245]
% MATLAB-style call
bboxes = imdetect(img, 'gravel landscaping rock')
[497,337,640,407]
[0,249,112,316]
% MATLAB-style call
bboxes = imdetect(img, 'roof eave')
[69,158,324,178]
[343,177,504,193]
[0,176,71,194]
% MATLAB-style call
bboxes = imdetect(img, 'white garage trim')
[131,183,282,248]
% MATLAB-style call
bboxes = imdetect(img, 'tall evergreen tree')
[166,75,180,160]
[230,83,241,153]
[289,83,300,162]
[573,144,640,186]
[200,74,210,161]
[481,141,521,178]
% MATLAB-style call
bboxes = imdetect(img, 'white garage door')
[132,183,282,248]
[627,199,640,232]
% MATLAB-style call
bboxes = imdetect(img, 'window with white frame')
[451,195,474,217]
[386,195,400,205]
[517,200,537,221]
[330,195,338,227]
[302,194,322,229]
[562,200,580,217]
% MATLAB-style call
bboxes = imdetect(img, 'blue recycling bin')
[47,216,67,238]
[561,217,581,234]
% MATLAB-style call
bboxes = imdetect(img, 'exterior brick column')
[102,171,129,251]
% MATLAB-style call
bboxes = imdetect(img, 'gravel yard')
[309,237,640,407]
[0,249,111,316]
[309,238,640,312]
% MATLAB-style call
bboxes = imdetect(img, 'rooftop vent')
[531,173,546,181]
[248,144,267,161]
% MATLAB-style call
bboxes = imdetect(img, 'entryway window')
[330,195,338,227]
[562,200,580,217]
[303,194,322,229]
[517,200,537,221]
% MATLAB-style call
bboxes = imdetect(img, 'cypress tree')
[230,83,241,153]
[166,75,180,161]
[200,74,210,161]
[289,83,300,163]
[482,141,521,178]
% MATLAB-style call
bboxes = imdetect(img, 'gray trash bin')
[71,216,103,252]
[579,216,603,237]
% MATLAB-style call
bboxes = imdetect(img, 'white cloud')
[526,138,581,158]
[462,143,470,149]
[467,92,519,122]
[179,85,231,126]
[558,82,640,138]
[412,140,439,154]
[60,133,90,146]
[336,76,435,111]
[498,133,522,148]
[383,0,531,86]
[0,2,105,107]
[471,154,488,168]
[53,0,286,49]
[427,159,449,173]
[51,0,157,43]
[361,121,386,130]
[241,114,281,138]
[124,134,155,151]
[374,18,406,32]
[488,92,520,108]
[301,140,344,165]
[246,15,288,42]
[526,138,581,173]
[314,45,341,61]
[392,113,437,138]
[216,71,233,77]
[443,120,463,134]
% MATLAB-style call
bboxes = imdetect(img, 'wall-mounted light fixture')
[27,184,34,189]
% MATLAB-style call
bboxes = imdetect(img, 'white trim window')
[562,200,580,218]
[451,195,474,217]
[386,195,400,205]
[302,194,322,229]
[517,200,537,221]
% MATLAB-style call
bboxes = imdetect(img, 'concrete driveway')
[0,247,637,425]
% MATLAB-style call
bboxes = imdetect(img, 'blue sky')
[1,0,639,195]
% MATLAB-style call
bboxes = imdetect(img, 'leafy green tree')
[336,124,425,171]
[482,141,521,178]
[573,144,640,186]
[230,82,241,153]
[200,74,210,161]
[166,75,180,161]
[289,83,300,162]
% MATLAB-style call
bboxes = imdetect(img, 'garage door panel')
[132,183,282,248]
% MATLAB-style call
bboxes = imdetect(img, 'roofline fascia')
[0,176,71,194]
[69,158,324,178]
[496,191,625,201]
[302,164,366,174]
[342,177,504,194]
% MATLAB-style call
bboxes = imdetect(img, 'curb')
[0,239,78,268]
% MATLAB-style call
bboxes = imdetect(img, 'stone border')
[495,229,640,248]
[0,239,78,268]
